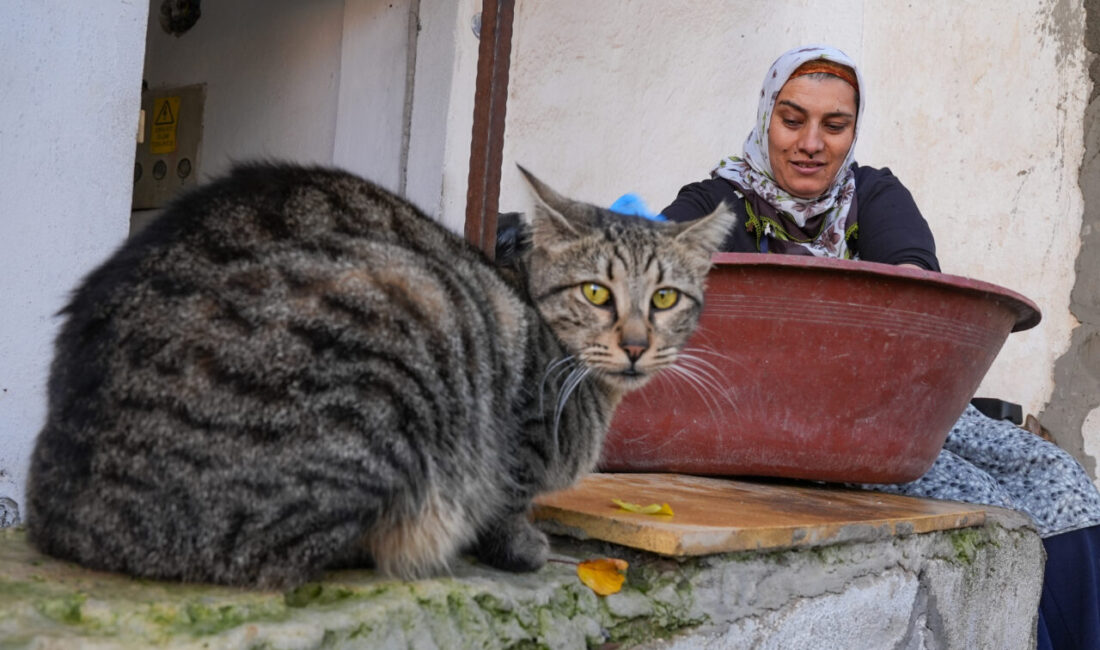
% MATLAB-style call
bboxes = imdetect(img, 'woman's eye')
[783,118,801,128]
[582,283,611,306]
[651,288,679,310]
[825,122,849,133]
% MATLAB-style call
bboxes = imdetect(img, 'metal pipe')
[464,0,515,260]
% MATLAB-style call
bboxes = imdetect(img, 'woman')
[661,46,937,270]
[661,44,1100,650]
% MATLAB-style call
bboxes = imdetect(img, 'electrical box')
[133,84,205,210]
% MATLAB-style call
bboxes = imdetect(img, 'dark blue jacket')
[661,163,940,271]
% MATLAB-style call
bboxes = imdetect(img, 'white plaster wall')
[0,1,150,518]
[501,0,1087,418]
[143,0,479,232]
[405,0,483,233]
[142,0,345,181]
[502,1,860,211]
[859,0,1088,417]
[335,0,482,211]
[334,0,415,194]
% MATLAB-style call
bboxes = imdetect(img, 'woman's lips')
[790,160,826,174]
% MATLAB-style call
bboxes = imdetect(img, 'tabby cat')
[26,162,733,588]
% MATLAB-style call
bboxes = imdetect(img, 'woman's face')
[767,75,857,199]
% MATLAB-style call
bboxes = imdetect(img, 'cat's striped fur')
[26,162,733,588]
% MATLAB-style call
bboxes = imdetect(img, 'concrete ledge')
[0,517,1042,649]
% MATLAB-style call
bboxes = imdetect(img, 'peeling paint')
[0,498,20,529]
[1041,0,1089,63]
[1083,406,1100,489]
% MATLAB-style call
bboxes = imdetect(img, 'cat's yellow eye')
[582,283,611,306]
[651,288,679,310]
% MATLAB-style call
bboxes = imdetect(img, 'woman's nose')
[799,126,825,155]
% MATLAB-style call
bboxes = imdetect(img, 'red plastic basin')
[601,253,1041,484]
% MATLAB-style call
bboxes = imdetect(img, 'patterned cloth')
[859,405,1100,538]
[712,45,864,259]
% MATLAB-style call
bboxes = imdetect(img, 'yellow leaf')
[612,498,674,516]
[577,558,629,596]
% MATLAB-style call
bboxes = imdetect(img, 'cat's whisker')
[663,363,728,426]
[672,356,734,411]
[540,355,576,413]
[652,346,687,368]
[544,355,576,377]
[576,346,617,375]
[647,356,679,372]
[642,362,726,428]
[681,345,752,375]
[677,356,739,411]
[673,354,742,417]
[552,366,592,455]
[551,357,579,382]
[674,360,728,400]
[676,349,728,378]
[676,349,727,375]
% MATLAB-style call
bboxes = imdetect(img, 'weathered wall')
[500,0,1092,469]
[1043,0,1100,482]
[0,0,150,525]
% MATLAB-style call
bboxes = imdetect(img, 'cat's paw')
[474,515,549,573]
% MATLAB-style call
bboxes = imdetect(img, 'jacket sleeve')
[853,166,940,271]
[661,179,752,252]
[660,178,740,223]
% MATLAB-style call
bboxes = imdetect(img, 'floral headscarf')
[713,45,865,259]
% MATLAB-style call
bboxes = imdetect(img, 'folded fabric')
[859,405,1100,538]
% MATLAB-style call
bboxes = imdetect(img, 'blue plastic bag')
[609,193,666,221]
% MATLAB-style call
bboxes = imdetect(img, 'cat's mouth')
[606,368,652,388]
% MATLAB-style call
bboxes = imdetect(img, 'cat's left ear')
[517,165,582,249]
[672,202,737,256]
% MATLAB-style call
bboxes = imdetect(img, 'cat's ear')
[516,165,582,248]
[672,202,737,256]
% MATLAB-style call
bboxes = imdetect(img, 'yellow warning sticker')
[150,96,180,154]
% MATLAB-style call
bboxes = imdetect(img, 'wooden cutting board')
[533,473,987,556]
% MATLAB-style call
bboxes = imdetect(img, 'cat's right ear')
[516,164,580,249]
[673,201,737,256]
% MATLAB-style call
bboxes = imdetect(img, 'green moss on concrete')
[947,528,987,566]
[0,525,718,648]
[808,544,851,565]
[284,582,359,608]
[589,555,706,647]
[0,522,1039,649]
[177,598,288,636]
[34,592,86,625]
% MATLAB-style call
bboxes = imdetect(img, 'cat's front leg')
[472,510,549,573]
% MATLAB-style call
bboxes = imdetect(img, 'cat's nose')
[620,341,648,363]
[620,318,649,364]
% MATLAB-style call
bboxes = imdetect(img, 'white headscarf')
[713,45,865,258]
